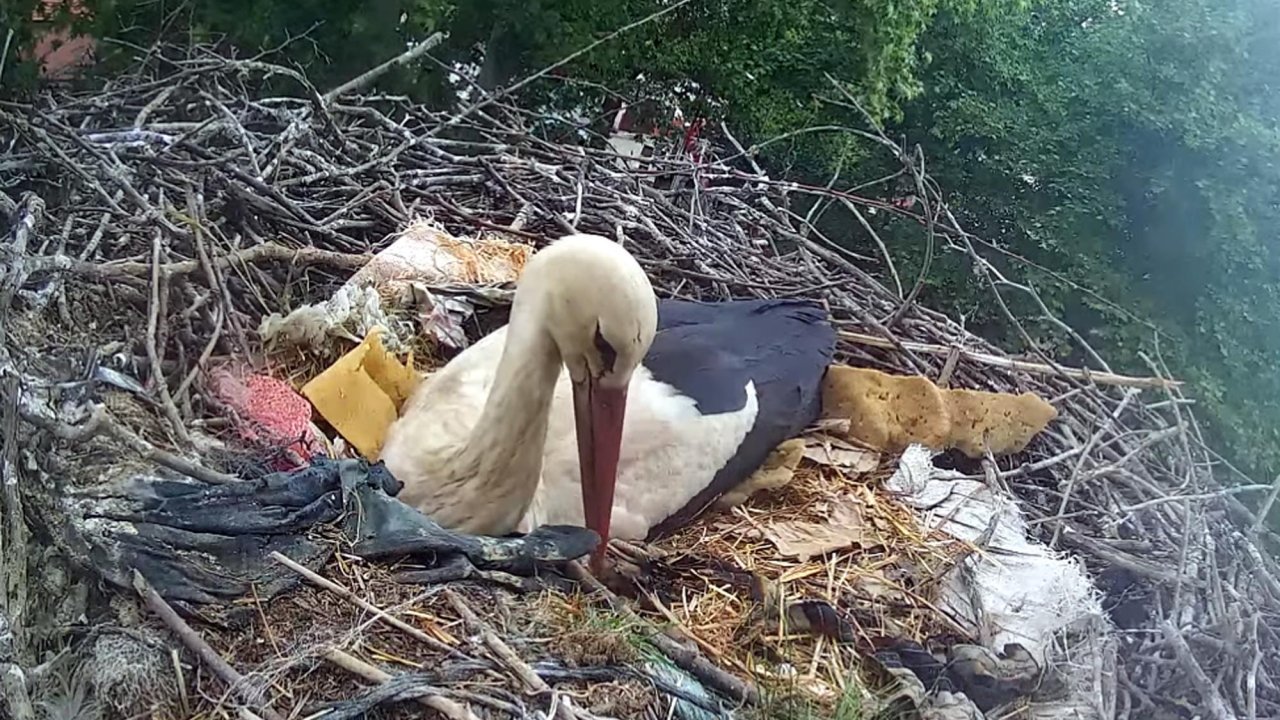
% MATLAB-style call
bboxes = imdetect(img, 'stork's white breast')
[522,366,759,539]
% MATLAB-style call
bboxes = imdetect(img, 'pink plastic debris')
[207,362,323,470]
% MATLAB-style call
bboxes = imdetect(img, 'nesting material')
[713,438,807,510]
[884,445,1114,720]
[651,452,963,703]
[346,220,533,292]
[820,365,1058,457]
[761,494,874,561]
[259,284,403,355]
[301,328,423,460]
[205,361,324,467]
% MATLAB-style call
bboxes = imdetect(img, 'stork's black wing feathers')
[645,298,836,537]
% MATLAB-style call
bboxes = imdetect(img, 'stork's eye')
[594,324,618,374]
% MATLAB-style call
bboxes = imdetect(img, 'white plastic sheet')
[884,445,1117,720]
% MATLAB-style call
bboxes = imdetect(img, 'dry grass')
[631,456,962,711]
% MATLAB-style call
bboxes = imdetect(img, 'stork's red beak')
[572,377,627,574]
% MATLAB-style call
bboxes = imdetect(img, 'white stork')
[380,233,835,570]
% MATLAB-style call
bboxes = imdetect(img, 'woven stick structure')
[1,43,1277,720]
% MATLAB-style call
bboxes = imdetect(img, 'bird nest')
[3,41,1279,720]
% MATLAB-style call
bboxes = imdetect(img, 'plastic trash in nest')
[259,221,531,356]
[67,457,598,608]
[258,283,403,355]
[882,444,1117,720]
[301,327,422,461]
[820,365,1058,458]
[410,283,471,350]
[346,220,531,292]
[205,361,328,471]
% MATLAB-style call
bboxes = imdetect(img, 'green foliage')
[892,0,1280,478]
[9,0,998,167]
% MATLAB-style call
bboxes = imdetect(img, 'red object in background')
[207,364,323,471]
[682,118,706,164]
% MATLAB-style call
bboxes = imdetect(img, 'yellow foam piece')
[301,328,423,460]
[820,365,1057,458]
[714,438,806,511]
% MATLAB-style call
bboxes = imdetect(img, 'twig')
[133,571,287,720]
[145,229,191,444]
[442,588,575,720]
[837,331,1179,389]
[840,198,903,298]
[0,28,14,88]
[323,32,446,102]
[1160,620,1239,720]
[322,647,479,720]
[426,0,697,137]
[1120,483,1275,514]
[10,379,235,484]
[0,193,44,316]
[102,412,237,484]
[1057,527,1192,586]
[28,241,371,287]
[564,562,756,706]
[1051,389,1139,549]
[1251,474,1280,534]
[268,551,455,654]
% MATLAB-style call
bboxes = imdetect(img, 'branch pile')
[1,44,1278,720]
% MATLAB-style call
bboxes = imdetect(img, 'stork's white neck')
[447,296,562,532]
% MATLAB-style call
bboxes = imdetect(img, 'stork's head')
[518,233,657,570]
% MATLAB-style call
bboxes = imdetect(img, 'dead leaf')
[763,495,871,560]
[802,433,880,472]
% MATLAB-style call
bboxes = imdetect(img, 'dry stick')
[1057,528,1191,586]
[29,242,372,287]
[102,410,238,484]
[267,551,454,654]
[1049,389,1141,545]
[441,588,576,720]
[145,229,191,445]
[885,195,934,329]
[1120,483,1276,515]
[0,193,43,316]
[15,377,236,485]
[0,28,13,86]
[818,77,933,328]
[1083,424,1185,483]
[935,345,963,388]
[564,562,759,707]
[1250,474,1280,534]
[840,197,904,298]
[323,32,447,102]
[1246,613,1262,720]
[836,331,1177,389]
[1160,620,1239,720]
[322,647,479,720]
[132,571,287,720]
[0,377,33,720]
